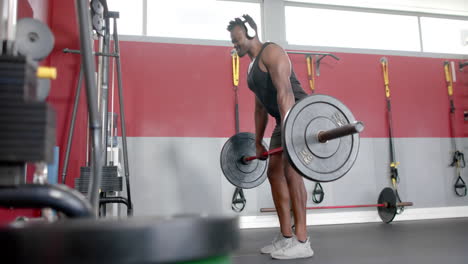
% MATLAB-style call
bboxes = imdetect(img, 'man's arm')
[255,96,268,147]
[261,45,295,123]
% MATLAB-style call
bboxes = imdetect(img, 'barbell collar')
[394,202,413,207]
[317,121,364,143]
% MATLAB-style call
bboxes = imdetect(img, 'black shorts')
[269,124,282,150]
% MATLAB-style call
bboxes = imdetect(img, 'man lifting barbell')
[227,14,313,260]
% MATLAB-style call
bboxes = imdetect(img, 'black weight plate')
[283,94,360,182]
[16,18,54,61]
[77,166,122,192]
[220,132,268,189]
[378,187,397,223]
[0,215,239,264]
[75,178,122,193]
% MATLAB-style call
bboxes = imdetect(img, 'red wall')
[116,43,468,139]
[47,0,85,188]
[1,0,467,224]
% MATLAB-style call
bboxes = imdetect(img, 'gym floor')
[232,218,468,264]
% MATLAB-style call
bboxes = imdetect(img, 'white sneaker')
[271,237,314,260]
[260,233,294,254]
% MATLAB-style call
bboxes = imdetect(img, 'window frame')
[105,0,468,58]
[284,1,468,57]
[108,0,264,44]
[284,5,423,52]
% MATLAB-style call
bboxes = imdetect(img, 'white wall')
[124,137,468,226]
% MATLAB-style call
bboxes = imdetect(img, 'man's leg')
[267,154,293,237]
[283,159,308,241]
[269,159,313,260]
[259,154,294,255]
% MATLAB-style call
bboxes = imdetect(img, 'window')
[107,0,144,35]
[146,0,262,40]
[420,17,468,54]
[285,6,421,52]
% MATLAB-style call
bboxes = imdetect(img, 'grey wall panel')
[329,138,378,206]
[371,138,396,193]
[125,137,468,217]
[301,138,379,213]
[441,138,466,205]
[127,137,224,216]
[221,174,263,216]
[256,179,275,209]
[397,138,446,207]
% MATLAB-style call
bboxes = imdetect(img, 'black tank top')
[247,42,307,124]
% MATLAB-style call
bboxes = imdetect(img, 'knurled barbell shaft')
[243,121,364,163]
[317,121,364,143]
[259,201,413,212]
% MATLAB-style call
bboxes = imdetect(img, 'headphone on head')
[238,15,256,39]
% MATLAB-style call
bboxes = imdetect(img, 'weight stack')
[0,55,56,164]
[0,102,56,163]
[75,166,123,194]
[0,55,38,101]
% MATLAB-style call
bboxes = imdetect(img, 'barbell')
[260,187,414,223]
[242,122,364,163]
[220,94,363,188]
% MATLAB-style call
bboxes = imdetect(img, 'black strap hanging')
[455,175,467,197]
[450,151,466,168]
[312,182,324,204]
[381,58,407,214]
[307,56,326,204]
[450,151,466,196]
[230,51,246,212]
[231,85,246,212]
[444,61,467,197]
[231,187,246,212]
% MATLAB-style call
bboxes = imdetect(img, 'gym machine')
[0,1,239,263]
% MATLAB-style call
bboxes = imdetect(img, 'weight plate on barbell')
[16,18,55,61]
[378,187,397,223]
[283,94,360,182]
[220,132,268,189]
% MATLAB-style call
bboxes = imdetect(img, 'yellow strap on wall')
[381,58,390,98]
[306,55,315,92]
[232,52,239,87]
[37,66,57,80]
[444,62,453,96]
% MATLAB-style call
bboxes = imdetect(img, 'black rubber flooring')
[232,218,468,264]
